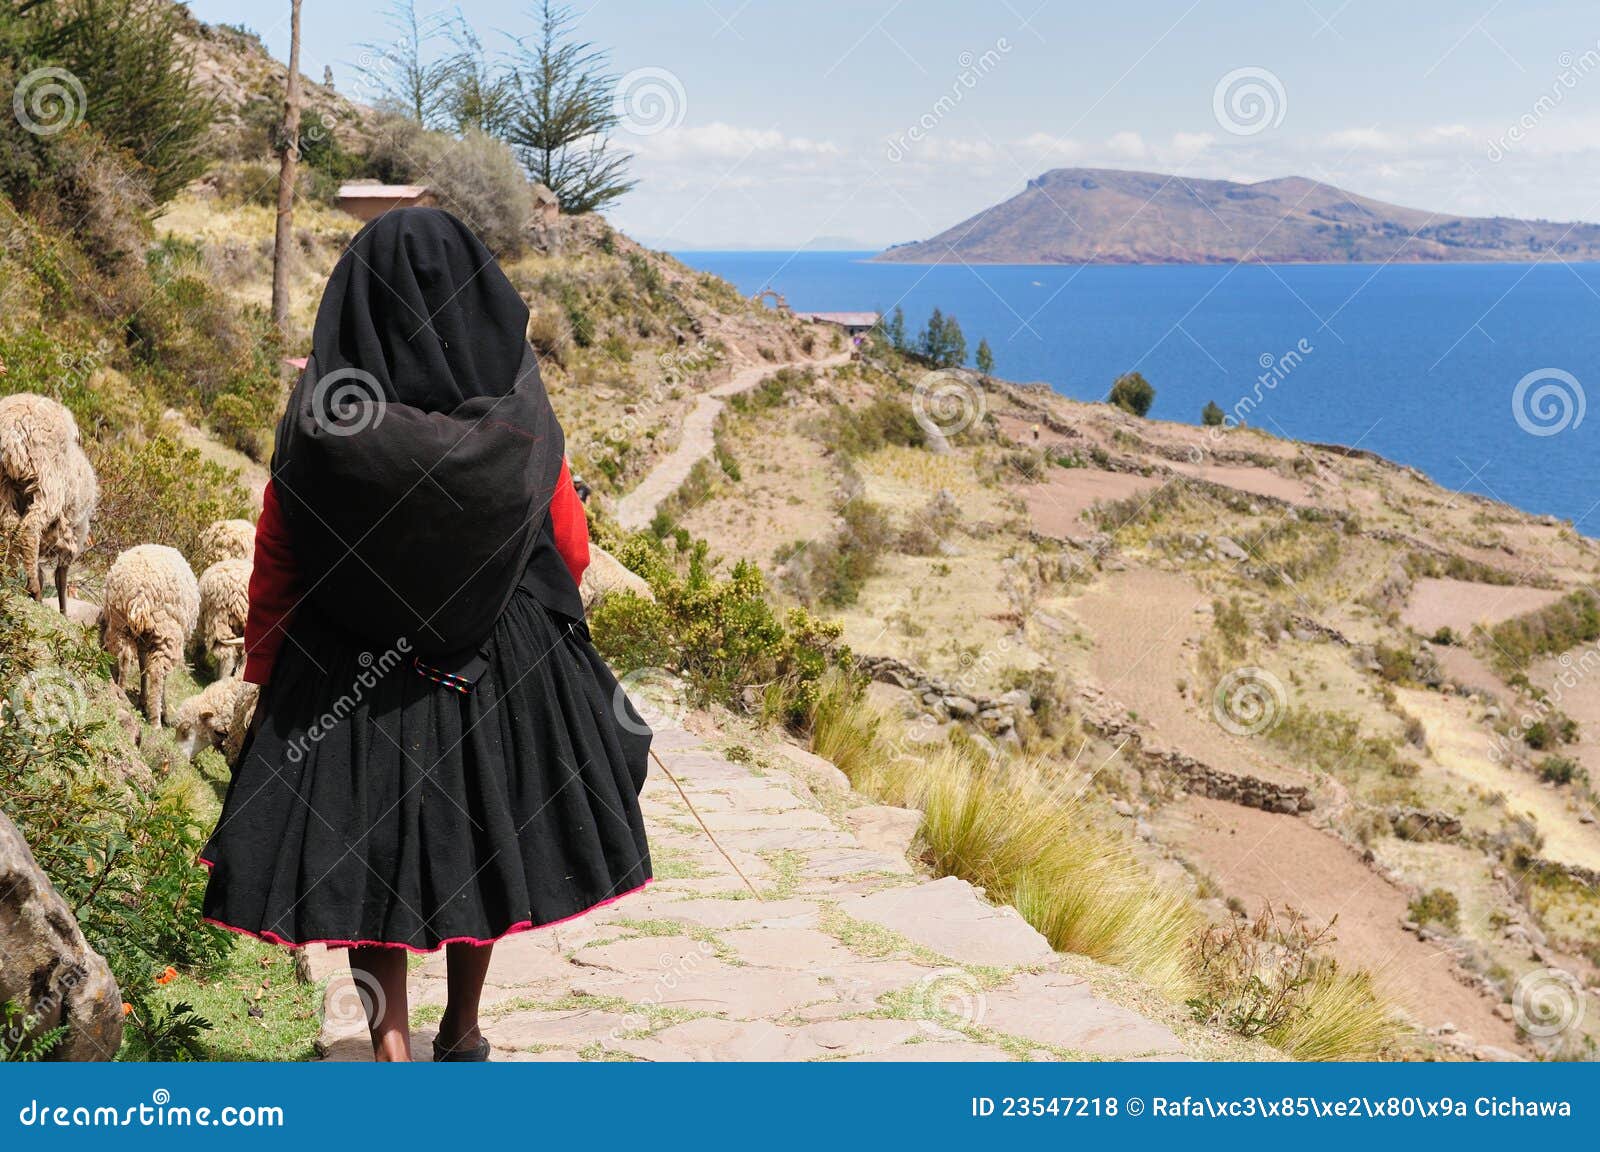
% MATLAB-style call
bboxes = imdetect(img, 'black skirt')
[199,590,652,952]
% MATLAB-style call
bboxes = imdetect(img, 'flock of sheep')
[0,392,258,757]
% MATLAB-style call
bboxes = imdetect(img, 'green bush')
[1536,755,1585,786]
[1201,400,1225,426]
[1407,888,1460,932]
[589,534,848,725]
[1488,588,1600,674]
[778,498,893,609]
[0,589,228,1059]
[822,397,926,457]
[1523,712,1578,751]
[88,435,255,570]
[1108,371,1155,417]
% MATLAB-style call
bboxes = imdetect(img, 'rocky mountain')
[876,167,1600,264]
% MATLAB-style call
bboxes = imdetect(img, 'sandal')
[432,1035,492,1062]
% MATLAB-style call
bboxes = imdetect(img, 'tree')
[919,308,966,369]
[271,0,302,336]
[884,306,906,352]
[505,0,634,213]
[356,1,457,128]
[31,0,215,205]
[446,19,516,137]
[975,338,994,377]
[1108,371,1155,417]
[1201,400,1225,426]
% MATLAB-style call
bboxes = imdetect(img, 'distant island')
[874,167,1600,265]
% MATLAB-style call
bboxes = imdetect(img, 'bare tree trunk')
[271,0,304,336]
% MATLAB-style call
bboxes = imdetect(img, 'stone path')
[313,720,1195,1062]
[612,351,852,532]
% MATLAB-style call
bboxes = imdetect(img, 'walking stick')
[648,746,764,900]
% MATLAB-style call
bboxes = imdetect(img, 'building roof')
[336,183,431,199]
[797,311,880,327]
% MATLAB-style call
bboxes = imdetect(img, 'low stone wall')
[1076,685,1316,815]
[854,653,1031,735]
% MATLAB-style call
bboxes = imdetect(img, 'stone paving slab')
[319,719,1195,1062]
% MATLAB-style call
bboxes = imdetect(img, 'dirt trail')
[613,351,851,531]
[1156,796,1521,1051]
[309,719,1202,1062]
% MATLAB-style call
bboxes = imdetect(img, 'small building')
[796,311,881,340]
[336,183,437,222]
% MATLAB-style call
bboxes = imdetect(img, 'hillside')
[3,2,1597,1065]
[876,167,1600,264]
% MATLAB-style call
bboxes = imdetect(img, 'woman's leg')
[348,946,411,1061]
[438,942,494,1053]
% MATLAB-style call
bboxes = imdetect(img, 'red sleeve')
[549,458,590,586]
[242,480,303,685]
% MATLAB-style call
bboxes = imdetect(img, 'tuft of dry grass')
[810,670,1198,997]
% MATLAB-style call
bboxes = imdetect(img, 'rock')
[996,688,1034,713]
[845,805,923,859]
[942,696,979,718]
[978,972,1185,1057]
[579,545,654,611]
[0,810,123,1060]
[63,597,101,626]
[836,877,1056,967]
[771,742,851,793]
[1110,799,1136,818]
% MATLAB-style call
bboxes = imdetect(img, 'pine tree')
[975,338,994,377]
[356,1,457,128]
[505,0,634,213]
[885,306,906,352]
[1202,400,1225,426]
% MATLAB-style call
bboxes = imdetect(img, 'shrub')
[416,130,536,257]
[1407,888,1460,931]
[1187,904,1396,1060]
[1108,371,1155,417]
[822,397,926,456]
[778,498,893,608]
[0,589,228,1058]
[588,534,848,725]
[1523,712,1578,751]
[1536,755,1585,786]
[1201,400,1225,426]
[1488,588,1600,674]
[88,435,255,570]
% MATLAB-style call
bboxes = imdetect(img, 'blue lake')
[673,251,1600,528]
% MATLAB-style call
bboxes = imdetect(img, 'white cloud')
[1104,130,1148,159]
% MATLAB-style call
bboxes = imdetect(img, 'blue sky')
[187,1,1600,247]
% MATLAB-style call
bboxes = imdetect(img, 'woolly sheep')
[172,677,259,763]
[101,544,200,727]
[197,519,255,568]
[0,393,98,612]
[197,557,251,680]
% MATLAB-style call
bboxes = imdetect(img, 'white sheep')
[172,677,259,763]
[0,393,98,612]
[101,544,199,726]
[196,557,251,680]
[197,519,255,568]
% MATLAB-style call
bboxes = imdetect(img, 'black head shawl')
[272,208,563,668]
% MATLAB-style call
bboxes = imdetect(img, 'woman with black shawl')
[199,208,652,1062]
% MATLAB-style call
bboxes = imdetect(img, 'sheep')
[101,544,199,726]
[0,393,98,612]
[36,447,98,614]
[196,557,251,679]
[197,518,255,568]
[172,677,259,763]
